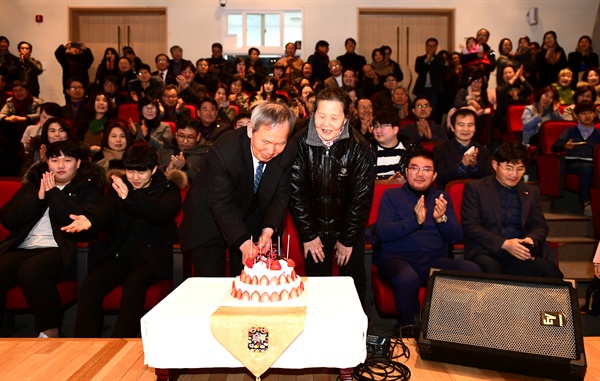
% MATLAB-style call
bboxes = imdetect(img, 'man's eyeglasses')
[176,134,197,141]
[407,165,434,174]
[373,124,393,130]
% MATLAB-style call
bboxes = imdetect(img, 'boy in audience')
[371,110,407,183]
[551,101,600,216]
[434,108,492,190]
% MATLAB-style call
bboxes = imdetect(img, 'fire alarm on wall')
[35,15,43,23]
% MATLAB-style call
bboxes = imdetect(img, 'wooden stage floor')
[0,337,598,381]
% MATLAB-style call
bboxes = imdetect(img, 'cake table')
[141,276,368,380]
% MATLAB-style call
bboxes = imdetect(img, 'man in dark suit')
[337,38,367,76]
[461,141,563,278]
[433,108,492,190]
[152,53,177,86]
[307,40,330,82]
[413,38,444,123]
[179,102,297,277]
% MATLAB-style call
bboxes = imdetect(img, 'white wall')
[1,0,598,103]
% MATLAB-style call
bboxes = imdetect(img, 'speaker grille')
[425,275,577,359]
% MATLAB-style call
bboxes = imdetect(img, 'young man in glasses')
[376,147,480,328]
[158,117,211,183]
[371,110,407,183]
[462,141,563,277]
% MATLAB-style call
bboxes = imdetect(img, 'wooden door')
[70,8,167,84]
[358,9,454,95]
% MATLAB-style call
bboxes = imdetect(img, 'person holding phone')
[461,141,563,278]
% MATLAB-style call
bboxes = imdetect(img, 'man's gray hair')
[250,102,295,135]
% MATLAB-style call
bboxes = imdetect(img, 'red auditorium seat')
[230,104,241,116]
[5,281,77,312]
[276,91,290,103]
[589,145,600,237]
[117,103,140,124]
[399,119,416,129]
[371,264,427,316]
[445,179,473,224]
[283,210,339,277]
[504,104,526,142]
[165,121,176,134]
[421,141,443,152]
[0,177,22,241]
[537,120,579,197]
[183,103,198,119]
[366,182,427,317]
[445,179,474,257]
[367,183,402,226]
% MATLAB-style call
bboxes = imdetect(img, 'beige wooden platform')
[0,338,598,380]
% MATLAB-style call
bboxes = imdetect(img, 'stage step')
[545,212,594,238]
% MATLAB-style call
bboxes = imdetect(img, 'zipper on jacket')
[323,148,330,233]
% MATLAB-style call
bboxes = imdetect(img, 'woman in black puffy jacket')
[289,87,375,311]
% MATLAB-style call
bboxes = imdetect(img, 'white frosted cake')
[230,257,304,302]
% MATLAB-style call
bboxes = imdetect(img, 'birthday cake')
[231,256,304,302]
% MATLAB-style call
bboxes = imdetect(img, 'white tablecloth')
[141,276,368,370]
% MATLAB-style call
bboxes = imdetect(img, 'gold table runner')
[210,305,306,378]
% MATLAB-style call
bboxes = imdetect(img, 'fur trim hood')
[23,159,106,189]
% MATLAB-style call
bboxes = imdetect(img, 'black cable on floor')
[353,329,413,381]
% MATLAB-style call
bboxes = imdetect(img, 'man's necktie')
[254,162,265,193]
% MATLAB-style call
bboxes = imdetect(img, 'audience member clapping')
[158,117,211,182]
[130,96,172,151]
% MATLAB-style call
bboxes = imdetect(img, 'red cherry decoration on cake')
[245,258,254,268]
[286,258,296,268]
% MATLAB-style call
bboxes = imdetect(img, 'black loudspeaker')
[418,270,587,380]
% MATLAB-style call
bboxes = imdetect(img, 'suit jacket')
[461,175,548,260]
[324,76,341,89]
[152,69,177,86]
[413,54,444,95]
[178,127,298,251]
